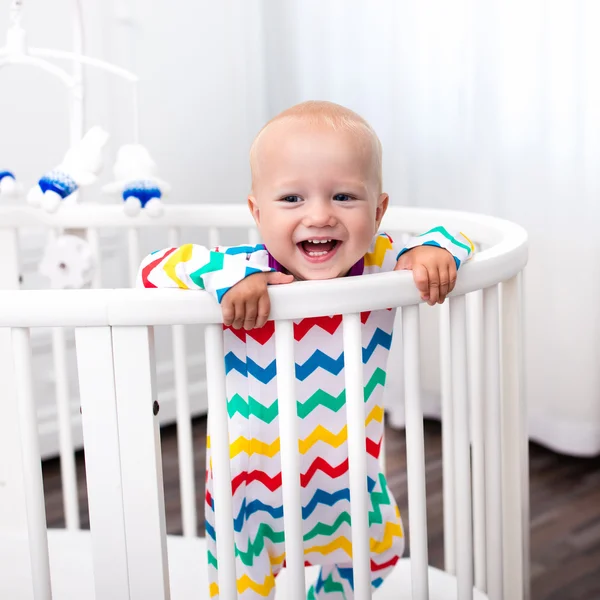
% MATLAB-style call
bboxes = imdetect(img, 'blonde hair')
[250,100,383,192]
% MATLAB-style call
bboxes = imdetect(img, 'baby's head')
[248,101,388,281]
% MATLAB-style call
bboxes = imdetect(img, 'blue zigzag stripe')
[225,354,278,384]
[206,520,216,541]
[362,328,393,363]
[225,331,392,381]
[223,244,266,255]
[296,351,345,381]
[232,476,377,530]
[234,498,283,532]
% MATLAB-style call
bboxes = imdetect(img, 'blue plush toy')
[102,144,170,217]
[27,126,109,212]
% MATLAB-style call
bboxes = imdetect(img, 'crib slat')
[75,327,130,599]
[85,228,103,287]
[342,313,371,600]
[501,276,526,600]
[483,285,503,600]
[439,301,456,575]
[112,326,171,599]
[449,296,473,600]
[51,326,80,530]
[127,228,141,286]
[467,291,486,591]
[46,229,80,530]
[248,227,261,245]
[402,305,429,600]
[275,321,306,600]
[275,320,306,600]
[0,228,20,288]
[204,324,237,600]
[209,227,220,249]
[12,327,52,600]
[168,227,197,538]
[0,328,36,597]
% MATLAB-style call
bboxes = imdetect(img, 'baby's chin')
[286,263,354,282]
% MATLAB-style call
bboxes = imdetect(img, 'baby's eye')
[333,193,354,202]
[281,195,302,203]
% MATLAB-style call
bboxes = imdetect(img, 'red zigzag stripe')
[141,247,176,288]
[371,555,400,572]
[223,312,375,343]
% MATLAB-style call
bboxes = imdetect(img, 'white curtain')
[259,0,600,456]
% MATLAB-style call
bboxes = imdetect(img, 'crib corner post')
[500,274,529,600]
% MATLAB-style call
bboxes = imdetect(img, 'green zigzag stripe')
[234,478,394,566]
[321,573,345,596]
[226,368,386,424]
[227,394,278,423]
[297,368,386,419]
[369,473,392,526]
[189,251,224,288]
[207,550,218,569]
[420,226,470,254]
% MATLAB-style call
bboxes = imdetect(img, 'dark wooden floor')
[43,418,600,600]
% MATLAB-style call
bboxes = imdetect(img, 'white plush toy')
[102,143,170,217]
[0,171,22,198]
[38,234,95,289]
[27,126,110,213]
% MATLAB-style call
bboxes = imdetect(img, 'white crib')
[0,204,528,600]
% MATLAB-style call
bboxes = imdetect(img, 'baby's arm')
[369,227,474,305]
[137,244,292,329]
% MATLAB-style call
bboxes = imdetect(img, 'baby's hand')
[395,246,457,306]
[221,271,294,329]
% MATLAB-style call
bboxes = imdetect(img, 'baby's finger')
[427,266,440,306]
[412,264,430,301]
[232,300,245,330]
[243,299,258,331]
[448,262,457,295]
[255,292,271,329]
[438,267,450,304]
[221,297,235,327]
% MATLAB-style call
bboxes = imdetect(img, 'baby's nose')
[304,202,336,227]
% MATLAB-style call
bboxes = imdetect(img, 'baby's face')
[248,120,388,281]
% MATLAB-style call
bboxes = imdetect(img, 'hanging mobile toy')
[102,143,170,217]
[0,170,21,198]
[27,126,109,213]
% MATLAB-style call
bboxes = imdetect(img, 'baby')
[138,101,473,599]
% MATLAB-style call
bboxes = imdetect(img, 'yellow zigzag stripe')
[207,407,381,457]
[364,235,393,268]
[370,521,404,553]
[460,231,475,254]
[303,521,403,559]
[209,582,219,598]
[229,436,280,459]
[237,574,276,596]
[208,435,280,459]
[366,405,384,425]
[163,244,194,289]
[299,425,347,454]
[305,535,353,558]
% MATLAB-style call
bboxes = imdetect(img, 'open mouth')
[298,238,340,262]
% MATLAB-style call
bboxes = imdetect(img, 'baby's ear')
[375,193,389,226]
[247,196,260,224]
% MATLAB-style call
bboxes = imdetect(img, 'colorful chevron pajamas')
[138,227,473,599]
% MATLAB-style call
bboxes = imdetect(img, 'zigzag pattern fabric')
[138,228,473,599]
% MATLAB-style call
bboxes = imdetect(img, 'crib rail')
[1,263,527,600]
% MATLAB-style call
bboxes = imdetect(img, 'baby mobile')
[0,0,170,288]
